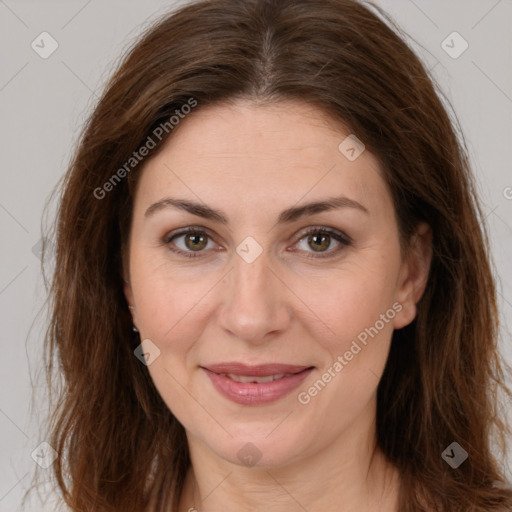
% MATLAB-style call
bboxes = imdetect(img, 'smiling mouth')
[202,362,312,376]
[219,373,295,383]
[201,363,314,405]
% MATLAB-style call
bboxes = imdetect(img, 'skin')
[124,100,432,512]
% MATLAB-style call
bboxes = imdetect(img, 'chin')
[203,429,309,469]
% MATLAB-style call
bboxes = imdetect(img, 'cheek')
[293,270,398,428]
[130,244,215,340]
[288,250,402,405]
[295,258,400,347]
[131,268,213,421]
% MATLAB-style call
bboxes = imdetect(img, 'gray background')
[1,0,511,510]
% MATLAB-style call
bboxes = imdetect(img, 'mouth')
[201,362,314,405]
[219,373,297,383]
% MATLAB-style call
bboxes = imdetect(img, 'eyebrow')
[144,195,368,224]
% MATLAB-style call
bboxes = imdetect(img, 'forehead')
[133,100,392,221]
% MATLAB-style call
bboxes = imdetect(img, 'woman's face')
[124,100,429,468]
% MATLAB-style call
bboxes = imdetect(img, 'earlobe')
[392,222,432,330]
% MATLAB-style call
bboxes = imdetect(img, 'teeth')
[223,373,291,383]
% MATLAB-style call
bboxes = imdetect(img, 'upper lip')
[202,362,313,376]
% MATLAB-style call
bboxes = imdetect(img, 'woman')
[44,0,512,510]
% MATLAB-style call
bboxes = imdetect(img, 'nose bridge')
[218,245,291,342]
[233,251,271,301]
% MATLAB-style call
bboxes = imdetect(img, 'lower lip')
[202,367,314,405]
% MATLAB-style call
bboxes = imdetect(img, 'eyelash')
[163,226,351,260]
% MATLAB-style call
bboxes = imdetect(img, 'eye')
[163,228,217,258]
[293,227,351,259]
[163,226,351,260]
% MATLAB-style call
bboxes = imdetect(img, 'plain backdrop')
[0,0,511,510]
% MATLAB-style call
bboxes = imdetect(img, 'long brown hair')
[43,0,512,510]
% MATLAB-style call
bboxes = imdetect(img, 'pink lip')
[201,363,314,405]
[203,362,311,376]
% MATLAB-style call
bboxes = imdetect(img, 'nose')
[217,247,292,344]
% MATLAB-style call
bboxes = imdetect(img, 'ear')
[393,222,432,329]
[124,278,134,307]
[123,267,137,326]
[121,239,134,306]
[124,279,140,330]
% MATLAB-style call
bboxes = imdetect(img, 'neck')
[178,408,400,512]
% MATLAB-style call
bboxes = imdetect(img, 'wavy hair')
[43,0,512,510]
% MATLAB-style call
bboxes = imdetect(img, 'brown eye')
[164,228,215,258]
[307,233,331,252]
[184,232,208,251]
[295,227,351,259]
